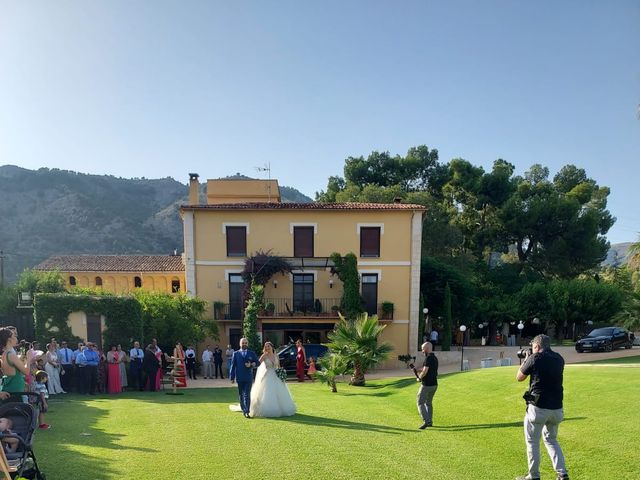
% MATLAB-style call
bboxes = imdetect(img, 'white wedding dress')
[249,356,296,418]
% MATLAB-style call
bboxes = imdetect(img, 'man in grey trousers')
[417,341,438,430]
[516,334,569,480]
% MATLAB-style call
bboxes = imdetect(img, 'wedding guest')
[295,340,306,382]
[185,345,197,380]
[83,343,100,395]
[106,345,121,394]
[31,371,51,429]
[142,345,159,391]
[72,342,85,393]
[129,341,144,391]
[201,346,213,379]
[152,339,163,390]
[225,344,234,377]
[117,345,128,391]
[0,328,32,396]
[307,357,317,381]
[45,342,65,394]
[0,418,18,452]
[57,340,74,392]
[213,345,224,379]
[97,347,108,393]
[75,346,88,394]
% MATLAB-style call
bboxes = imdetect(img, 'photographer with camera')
[515,334,569,480]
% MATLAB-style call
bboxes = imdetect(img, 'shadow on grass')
[273,413,415,434]
[35,397,158,479]
[433,416,587,432]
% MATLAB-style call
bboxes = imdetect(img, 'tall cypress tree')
[442,282,452,351]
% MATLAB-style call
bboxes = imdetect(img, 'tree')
[499,164,613,277]
[325,313,393,386]
[133,290,217,350]
[441,283,452,351]
[315,353,349,393]
[243,282,263,352]
[628,235,640,271]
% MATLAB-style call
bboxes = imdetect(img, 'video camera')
[516,347,532,360]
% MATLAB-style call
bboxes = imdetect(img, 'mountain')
[0,166,311,283]
[603,242,633,267]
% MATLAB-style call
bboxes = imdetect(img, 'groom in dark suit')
[229,337,260,418]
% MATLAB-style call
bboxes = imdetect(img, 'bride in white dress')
[249,342,296,418]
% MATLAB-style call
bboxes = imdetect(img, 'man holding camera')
[515,334,569,480]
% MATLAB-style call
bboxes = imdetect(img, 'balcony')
[262,298,341,318]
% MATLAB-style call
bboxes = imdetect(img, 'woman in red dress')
[295,339,306,382]
[106,345,121,394]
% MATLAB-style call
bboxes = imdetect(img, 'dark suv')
[277,344,328,375]
[575,327,633,353]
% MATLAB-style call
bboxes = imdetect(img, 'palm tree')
[326,313,393,386]
[315,353,349,393]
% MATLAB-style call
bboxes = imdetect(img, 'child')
[31,371,51,429]
[0,417,18,452]
[307,357,317,381]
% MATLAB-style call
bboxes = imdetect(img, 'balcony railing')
[213,299,393,321]
[213,303,244,321]
[262,298,341,317]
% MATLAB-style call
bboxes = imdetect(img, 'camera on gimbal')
[516,347,532,360]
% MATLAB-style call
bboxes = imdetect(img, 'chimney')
[188,173,199,205]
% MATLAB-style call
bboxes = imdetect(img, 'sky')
[0,1,638,244]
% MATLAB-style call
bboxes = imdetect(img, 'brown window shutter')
[294,227,314,257]
[360,227,380,257]
[226,226,247,257]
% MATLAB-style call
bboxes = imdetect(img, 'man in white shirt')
[129,341,145,391]
[201,346,214,379]
[185,345,197,380]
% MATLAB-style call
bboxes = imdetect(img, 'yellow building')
[34,255,185,294]
[181,175,425,363]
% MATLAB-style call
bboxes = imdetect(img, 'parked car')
[277,344,328,375]
[575,327,633,353]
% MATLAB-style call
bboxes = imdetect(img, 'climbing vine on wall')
[34,293,143,347]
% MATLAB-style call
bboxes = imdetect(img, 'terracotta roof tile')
[181,202,425,211]
[34,255,185,273]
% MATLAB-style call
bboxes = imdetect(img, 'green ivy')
[34,293,143,348]
[330,252,363,320]
[243,282,263,352]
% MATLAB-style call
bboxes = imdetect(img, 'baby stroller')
[0,393,46,480]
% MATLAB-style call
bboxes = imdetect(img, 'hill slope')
[0,166,311,282]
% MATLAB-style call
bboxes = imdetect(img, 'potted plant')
[213,301,225,320]
[265,302,275,316]
[381,301,394,320]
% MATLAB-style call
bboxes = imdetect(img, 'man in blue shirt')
[57,340,74,393]
[82,343,100,395]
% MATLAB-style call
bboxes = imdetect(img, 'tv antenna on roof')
[255,162,273,202]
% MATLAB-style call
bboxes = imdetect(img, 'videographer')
[515,334,569,480]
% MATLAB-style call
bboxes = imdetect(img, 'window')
[95,276,103,287]
[171,279,180,293]
[69,276,77,286]
[361,274,378,315]
[293,274,314,312]
[134,276,142,288]
[226,226,247,257]
[294,226,314,257]
[360,227,381,257]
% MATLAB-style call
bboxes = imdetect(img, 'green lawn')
[34,365,639,480]
[585,355,640,364]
